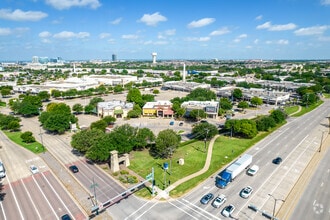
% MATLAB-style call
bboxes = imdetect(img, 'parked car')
[0,161,6,178]
[200,193,214,205]
[212,194,226,208]
[69,165,79,173]
[272,157,282,164]
[30,165,39,174]
[222,204,235,217]
[247,165,259,176]
[179,122,184,126]
[61,214,72,220]
[240,186,253,198]
[169,121,174,125]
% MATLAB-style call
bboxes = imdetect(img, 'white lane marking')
[181,198,221,220]
[168,200,200,220]
[6,175,25,220]
[135,201,159,220]
[320,182,324,187]
[0,197,7,220]
[41,172,75,219]
[20,178,42,219]
[124,199,155,220]
[239,135,310,214]
[32,175,58,218]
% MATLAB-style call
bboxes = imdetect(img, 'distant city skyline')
[0,0,330,61]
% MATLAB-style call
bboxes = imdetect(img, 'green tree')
[113,85,124,93]
[127,110,141,118]
[256,116,276,131]
[1,88,11,97]
[186,88,216,101]
[225,119,258,138]
[270,109,287,123]
[250,96,263,107]
[86,133,115,162]
[7,120,20,131]
[237,101,249,110]
[17,101,39,116]
[189,109,207,121]
[134,128,155,150]
[192,123,218,140]
[232,88,243,100]
[90,120,108,131]
[84,104,95,114]
[71,129,105,153]
[20,131,36,143]
[111,124,138,154]
[72,103,84,114]
[102,116,116,125]
[43,114,71,134]
[151,129,181,158]
[37,91,50,101]
[127,88,143,106]
[220,97,233,110]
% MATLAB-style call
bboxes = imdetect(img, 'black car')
[200,193,214,204]
[272,157,282,164]
[69,165,79,173]
[61,214,72,220]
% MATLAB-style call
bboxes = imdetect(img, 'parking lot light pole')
[268,194,285,220]
[204,128,209,152]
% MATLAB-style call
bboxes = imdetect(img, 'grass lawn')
[129,124,278,198]
[291,100,323,117]
[3,130,45,154]
[284,105,300,115]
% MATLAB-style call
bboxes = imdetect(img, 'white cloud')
[277,39,289,45]
[53,31,90,39]
[138,12,167,26]
[255,15,263,20]
[76,32,90,38]
[0,9,47,21]
[188,18,215,28]
[256,21,297,31]
[110,18,122,25]
[294,25,329,36]
[233,34,247,43]
[210,27,231,36]
[321,0,330,5]
[265,39,289,45]
[185,37,210,42]
[99,33,111,39]
[45,0,101,10]
[254,39,259,44]
[0,28,11,35]
[39,31,52,38]
[158,29,176,39]
[122,34,138,39]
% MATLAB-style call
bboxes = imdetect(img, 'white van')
[0,161,6,178]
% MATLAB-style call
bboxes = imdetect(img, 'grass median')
[3,130,45,154]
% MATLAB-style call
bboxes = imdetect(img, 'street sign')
[146,173,153,180]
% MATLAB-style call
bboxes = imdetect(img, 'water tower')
[151,52,157,64]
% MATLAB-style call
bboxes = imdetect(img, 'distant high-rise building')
[112,54,117,62]
[32,56,39,63]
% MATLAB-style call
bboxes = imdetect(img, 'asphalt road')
[289,137,330,220]
[0,132,86,220]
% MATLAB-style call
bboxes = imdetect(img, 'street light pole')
[327,116,330,134]
[268,194,285,220]
[204,128,209,152]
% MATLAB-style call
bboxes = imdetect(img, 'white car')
[212,194,226,208]
[247,165,259,176]
[240,186,253,198]
[30,165,39,174]
[222,204,235,217]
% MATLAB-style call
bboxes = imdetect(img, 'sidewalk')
[154,134,220,200]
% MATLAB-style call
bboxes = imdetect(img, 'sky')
[0,0,330,61]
